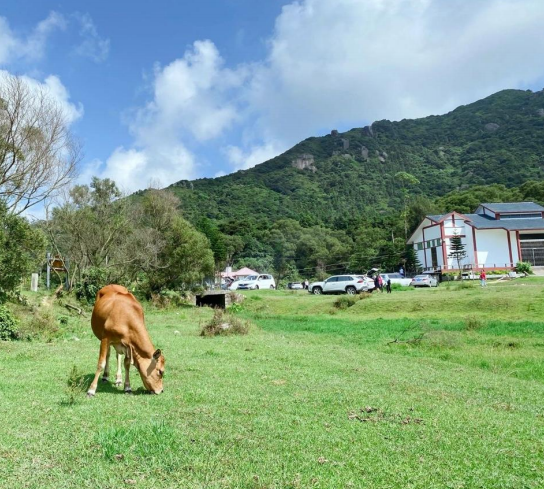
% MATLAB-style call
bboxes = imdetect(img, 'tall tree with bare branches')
[0,73,80,214]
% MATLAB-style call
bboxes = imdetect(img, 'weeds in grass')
[19,307,59,341]
[62,365,86,406]
[229,302,244,313]
[465,315,485,331]
[333,293,370,310]
[200,309,251,337]
[333,295,359,310]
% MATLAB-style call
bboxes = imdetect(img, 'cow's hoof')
[124,388,132,394]
[86,391,95,398]
[101,377,109,383]
[114,380,122,387]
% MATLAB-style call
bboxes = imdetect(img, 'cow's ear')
[153,349,162,360]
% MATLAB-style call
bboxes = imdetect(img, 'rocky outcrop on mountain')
[292,154,316,172]
[485,123,500,132]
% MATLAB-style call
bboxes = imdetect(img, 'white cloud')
[145,40,248,142]
[248,0,544,144]
[72,13,110,63]
[93,0,544,189]
[224,142,286,171]
[0,70,83,125]
[98,145,195,194]
[0,11,66,65]
[92,40,248,192]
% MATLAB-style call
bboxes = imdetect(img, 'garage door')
[520,240,544,266]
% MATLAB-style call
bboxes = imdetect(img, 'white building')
[407,202,544,272]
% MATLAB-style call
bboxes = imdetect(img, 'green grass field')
[2,279,544,488]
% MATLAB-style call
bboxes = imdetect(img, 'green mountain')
[130,89,544,278]
[160,88,544,228]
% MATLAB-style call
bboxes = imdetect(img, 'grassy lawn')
[2,279,544,488]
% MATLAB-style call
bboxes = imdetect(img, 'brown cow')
[87,285,165,396]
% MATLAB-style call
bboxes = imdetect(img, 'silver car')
[309,275,369,295]
[410,274,439,287]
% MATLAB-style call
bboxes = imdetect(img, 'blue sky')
[2,0,544,194]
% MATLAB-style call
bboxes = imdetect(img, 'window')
[501,213,542,220]
[325,277,338,283]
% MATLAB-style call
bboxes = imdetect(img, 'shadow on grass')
[60,373,152,406]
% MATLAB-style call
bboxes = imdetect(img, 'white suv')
[232,274,276,290]
[309,275,369,295]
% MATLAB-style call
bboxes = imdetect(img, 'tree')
[0,73,80,214]
[0,202,46,300]
[48,178,132,281]
[395,171,420,239]
[146,216,214,292]
[404,245,422,274]
[448,232,467,276]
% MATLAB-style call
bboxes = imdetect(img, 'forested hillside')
[165,89,544,225]
[137,88,544,280]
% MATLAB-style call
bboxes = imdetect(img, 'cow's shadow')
[78,374,151,396]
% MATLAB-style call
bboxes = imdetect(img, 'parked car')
[227,278,245,290]
[410,274,439,287]
[234,274,276,290]
[287,282,304,290]
[309,275,369,295]
[380,272,412,287]
[356,276,376,291]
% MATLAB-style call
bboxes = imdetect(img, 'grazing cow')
[87,285,165,396]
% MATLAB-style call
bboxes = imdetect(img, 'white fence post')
[31,273,39,292]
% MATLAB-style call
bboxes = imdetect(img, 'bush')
[465,315,485,331]
[334,295,360,310]
[75,267,109,304]
[0,305,19,341]
[516,261,532,276]
[150,290,194,309]
[200,309,250,337]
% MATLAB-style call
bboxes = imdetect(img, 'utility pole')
[46,252,51,289]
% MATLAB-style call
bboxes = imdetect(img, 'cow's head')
[139,349,165,394]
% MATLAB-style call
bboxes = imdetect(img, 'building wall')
[474,229,512,267]
[509,231,520,263]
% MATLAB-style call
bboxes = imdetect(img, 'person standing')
[378,274,384,293]
[304,279,309,290]
[480,270,487,287]
[386,278,392,294]
[399,266,405,278]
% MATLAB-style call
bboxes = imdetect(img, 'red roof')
[220,267,258,278]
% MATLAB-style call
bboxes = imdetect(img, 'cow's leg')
[102,345,111,382]
[115,352,123,386]
[124,355,132,393]
[88,339,109,397]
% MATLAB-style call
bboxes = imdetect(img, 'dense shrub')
[0,305,19,341]
[0,203,46,301]
[200,309,250,337]
[516,261,532,276]
[75,267,109,304]
[150,290,194,309]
